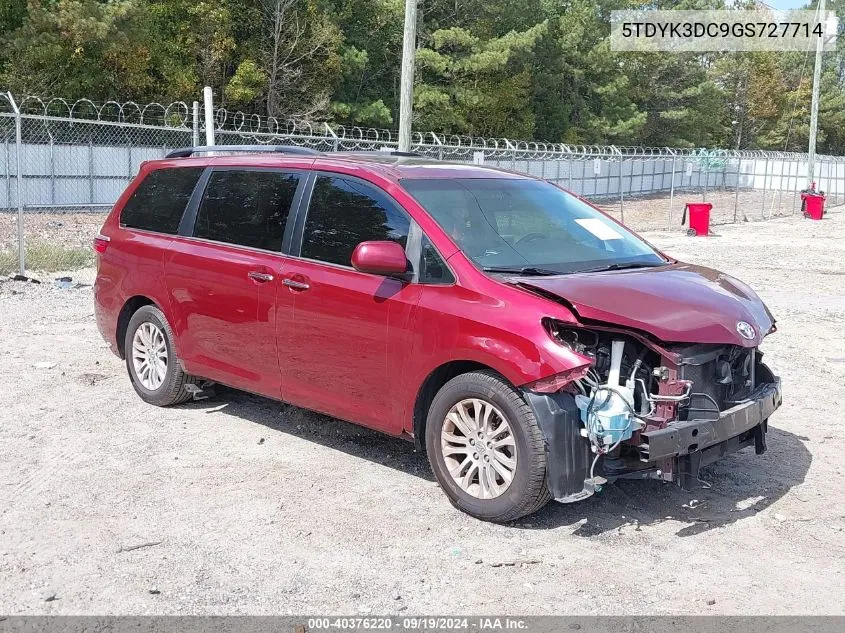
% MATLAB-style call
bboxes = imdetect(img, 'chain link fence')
[2,91,844,275]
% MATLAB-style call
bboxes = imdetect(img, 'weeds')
[0,242,93,275]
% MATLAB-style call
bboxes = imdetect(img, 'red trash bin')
[801,187,825,221]
[682,202,712,236]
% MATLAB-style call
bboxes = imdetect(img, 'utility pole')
[398,0,418,152]
[807,0,826,187]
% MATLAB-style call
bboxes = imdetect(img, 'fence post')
[326,123,340,152]
[614,147,624,224]
[647,157,655,194]
[49,136,55,205]
[668,154,676,228]
[192,101,200,147]
[88,139,95,205]
[7,92,25,276]
[431,132,443,161]
[760,156,769,219]
[506,139,516,171]
[821,158,827,200]
[5,137,11,220]
[733,157,741,222]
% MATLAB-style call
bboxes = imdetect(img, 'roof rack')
[334,150,427,158]
[165,145,323,159]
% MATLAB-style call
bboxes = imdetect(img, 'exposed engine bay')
[540,319,780,499]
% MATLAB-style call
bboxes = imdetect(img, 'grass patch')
[0,242,93,275]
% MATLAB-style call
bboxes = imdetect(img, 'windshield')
[401,178,667,275]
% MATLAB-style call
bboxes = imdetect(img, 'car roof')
[144,151,532,182]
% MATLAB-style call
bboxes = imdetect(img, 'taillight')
[92,234,110,254]
[524,365,591,393]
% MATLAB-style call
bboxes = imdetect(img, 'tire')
[124,305,199,406]
[425,370,551,522]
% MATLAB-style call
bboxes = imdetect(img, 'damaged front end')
[523,321,782,503]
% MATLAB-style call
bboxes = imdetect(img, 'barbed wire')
[0,91,839,162]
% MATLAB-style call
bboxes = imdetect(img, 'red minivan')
[93,146,781,522]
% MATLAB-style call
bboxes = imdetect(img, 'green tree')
[711,53,785,150]
[326,0,403,127]
[0,0,28,32]
[225,59,267,110]
[770,0,845,154]
[531,0,646,144]
[0,0,842,151]
[1,0,155,100]
[415,21,548,136]
[260,0,341,120]
[144,0,242,104]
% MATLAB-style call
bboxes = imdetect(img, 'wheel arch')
[115,295,159,359]
[412,360,510,452]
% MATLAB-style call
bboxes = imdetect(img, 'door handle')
[248,271,274,283]
[282,278,310,291]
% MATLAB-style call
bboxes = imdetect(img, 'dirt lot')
[592,188,832,231]
[1,213,844,615]
[0,212,104,252]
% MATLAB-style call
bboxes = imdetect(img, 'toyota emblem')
[736,321,756,340]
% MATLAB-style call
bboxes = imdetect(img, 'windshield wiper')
[577,262,664,274]
[482,266,562,276]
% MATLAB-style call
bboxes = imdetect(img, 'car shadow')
[181,385,435,482]
[524,425,812,537]
[182,386,811,537]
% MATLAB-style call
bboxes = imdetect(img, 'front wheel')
[425,370,551,522]
[124,305,199,406]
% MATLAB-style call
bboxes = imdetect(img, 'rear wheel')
[124,305,198,406]
[425,370,551,522]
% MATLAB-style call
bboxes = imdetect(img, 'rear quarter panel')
[93,164,178,355]
[94,229,176,354]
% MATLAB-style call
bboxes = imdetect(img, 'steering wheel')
[513,232,548,249]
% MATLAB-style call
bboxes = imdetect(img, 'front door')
[165,167,304,398]
[277,174,421,432]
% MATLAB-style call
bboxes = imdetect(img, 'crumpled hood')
[517,263,775,347]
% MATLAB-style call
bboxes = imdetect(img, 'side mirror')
[351,241,409,277]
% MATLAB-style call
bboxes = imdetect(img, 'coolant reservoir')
[575,390,635,446]
[575,339,639,446]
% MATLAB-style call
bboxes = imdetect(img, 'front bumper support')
[524,376,782,502]
[640,378,782,463]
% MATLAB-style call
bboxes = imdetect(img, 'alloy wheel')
[440,398,517,499]
[131,322,168,391]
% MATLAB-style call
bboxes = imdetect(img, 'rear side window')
[194,170,301,251]
[120,167,202,234]
[301,175,410,267]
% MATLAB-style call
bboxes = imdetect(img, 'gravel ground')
[1,212,844,615]
[591,188,830,231]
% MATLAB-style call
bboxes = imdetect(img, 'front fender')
[400,284,593,435]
